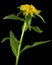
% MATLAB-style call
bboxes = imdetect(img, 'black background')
[0,0,52,65]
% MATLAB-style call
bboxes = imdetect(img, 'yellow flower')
[20,4,41,16]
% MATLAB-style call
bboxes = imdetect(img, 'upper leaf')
[36,14,45,23]
[31,26,43,33]
[25,15,32,30]
[10,31,19,56]
[3,14,24,21]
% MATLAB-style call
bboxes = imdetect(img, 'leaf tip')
[10,31,12,33]
[3,17,7,19]
[39,30,43,33]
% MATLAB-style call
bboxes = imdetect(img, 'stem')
[15,51,20,65]
[20,22,27,46]
[15,21,27,65]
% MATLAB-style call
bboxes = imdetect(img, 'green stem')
[15,21,27,65]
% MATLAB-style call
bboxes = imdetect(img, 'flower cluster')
[20,4,41,16]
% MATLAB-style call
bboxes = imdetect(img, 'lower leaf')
[21,40,51,53]
[1,37,9,43]
[32,40,51,47]
[20,45,31,53]
[10,31,19,56]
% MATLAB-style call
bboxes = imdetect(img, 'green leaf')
[3,14,24,21]
[32,40,51,47]
[17,11,23,16]
[10,31,19,56]
[21,40,51,53]
[20,45,31,53]
[25,15,32,30]
[31,26,43,33]
[37,14,45,23]
[1,37,9,43]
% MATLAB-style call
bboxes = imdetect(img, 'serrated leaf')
[10,31,19,56]
[1,37,9,43]
[31,26,43,33]
[21,40,51,53]
[32,40,51,47]
[3,14,24,21]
